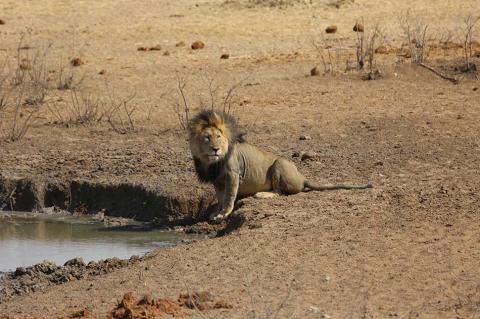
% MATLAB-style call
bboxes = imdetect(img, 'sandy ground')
[1,0,480,318]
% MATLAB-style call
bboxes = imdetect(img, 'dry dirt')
[1,0,480,318]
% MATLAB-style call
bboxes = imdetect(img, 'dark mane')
[189,110,245,183]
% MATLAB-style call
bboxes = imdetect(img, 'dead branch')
[419,62,459,84]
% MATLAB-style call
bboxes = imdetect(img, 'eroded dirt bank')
[0,176,213,225]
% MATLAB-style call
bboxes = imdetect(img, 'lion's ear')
[209,112,224,127]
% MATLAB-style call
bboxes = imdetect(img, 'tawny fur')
[188,110,372,221]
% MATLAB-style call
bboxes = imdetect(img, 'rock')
[0,19,5,25]
[64,257,86,268]
[310,66,320,76]
[301,151,318,161]
[292,151,302,158]
[353,22,364,32]
[163,50,170,56]
[220,53,229,59]
[175,41,186,47]
[191,41,205,50]
[309,306,320,313]
[35,260,57,274]
[137,46,149,51]
[70,58,84,67]
[325,25,337,34]
[14,267,27,277]
[375,45,389,54]
[299,134,312,140]
[149,45,162,51]
[99,69,106,75]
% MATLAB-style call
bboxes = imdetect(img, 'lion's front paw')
[209,210,224,222]
[209,207,233,223]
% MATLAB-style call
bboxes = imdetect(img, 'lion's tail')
[303,180,373,192]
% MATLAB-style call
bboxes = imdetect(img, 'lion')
[188,110,372,221]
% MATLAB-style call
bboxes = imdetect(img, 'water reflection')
[0,213,186,272]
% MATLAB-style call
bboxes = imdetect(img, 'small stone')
[375,45,389,54]
[163,50,170,56]
[99,69,106,75]
[325,25,337,34]
[301,151,317,161]
[309,306,320,313]
[220,53,229,59]
[70,58,84,67]
[310,66,320,76]
[299,134,312,140]
[191,41,205,50]
[64,257,86,267]
[14,267,27,277]
[149,44,162,51]
[353,23,364,32]
[176,41,186,47]
[0,19,5,25]
[137,46,149,51]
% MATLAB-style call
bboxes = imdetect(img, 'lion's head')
[188,110,243,182]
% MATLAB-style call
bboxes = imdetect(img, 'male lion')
[188,110,372,221]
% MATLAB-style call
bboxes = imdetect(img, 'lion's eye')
[204,136,210,142]
[216,134,221,138]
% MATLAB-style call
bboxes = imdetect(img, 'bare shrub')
[11,35,52,106]
[355,21,383,71]
[399,10,430,64]
[55,59,85,90]
[46,89,103,125]
[312,39,346,75]
[103,81,137,134]
[462,14,479,72]
[173,74,246,130]
[2,81,39,142]
[173,75,190,130]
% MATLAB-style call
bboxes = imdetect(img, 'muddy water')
[0,213,188,272]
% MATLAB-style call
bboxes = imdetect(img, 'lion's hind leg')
[270,158,305,195]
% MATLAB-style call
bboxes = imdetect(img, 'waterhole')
[0,212,191,272]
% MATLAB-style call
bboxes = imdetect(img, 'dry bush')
[462,14,479,72]
[0,52,39,142]
[46,89,103,125]
[355,22,383,71]
[399,10,430,64]
[11,35,52,106]
[173,74,246,130]
[103,81,137,134]
[1,81,39,142]
[312,37,348,75]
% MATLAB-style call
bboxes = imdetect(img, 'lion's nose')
[212,147,220,154]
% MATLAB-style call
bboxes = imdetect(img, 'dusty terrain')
[1,0,480,318]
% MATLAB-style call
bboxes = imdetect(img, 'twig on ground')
[419,62,459,84]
